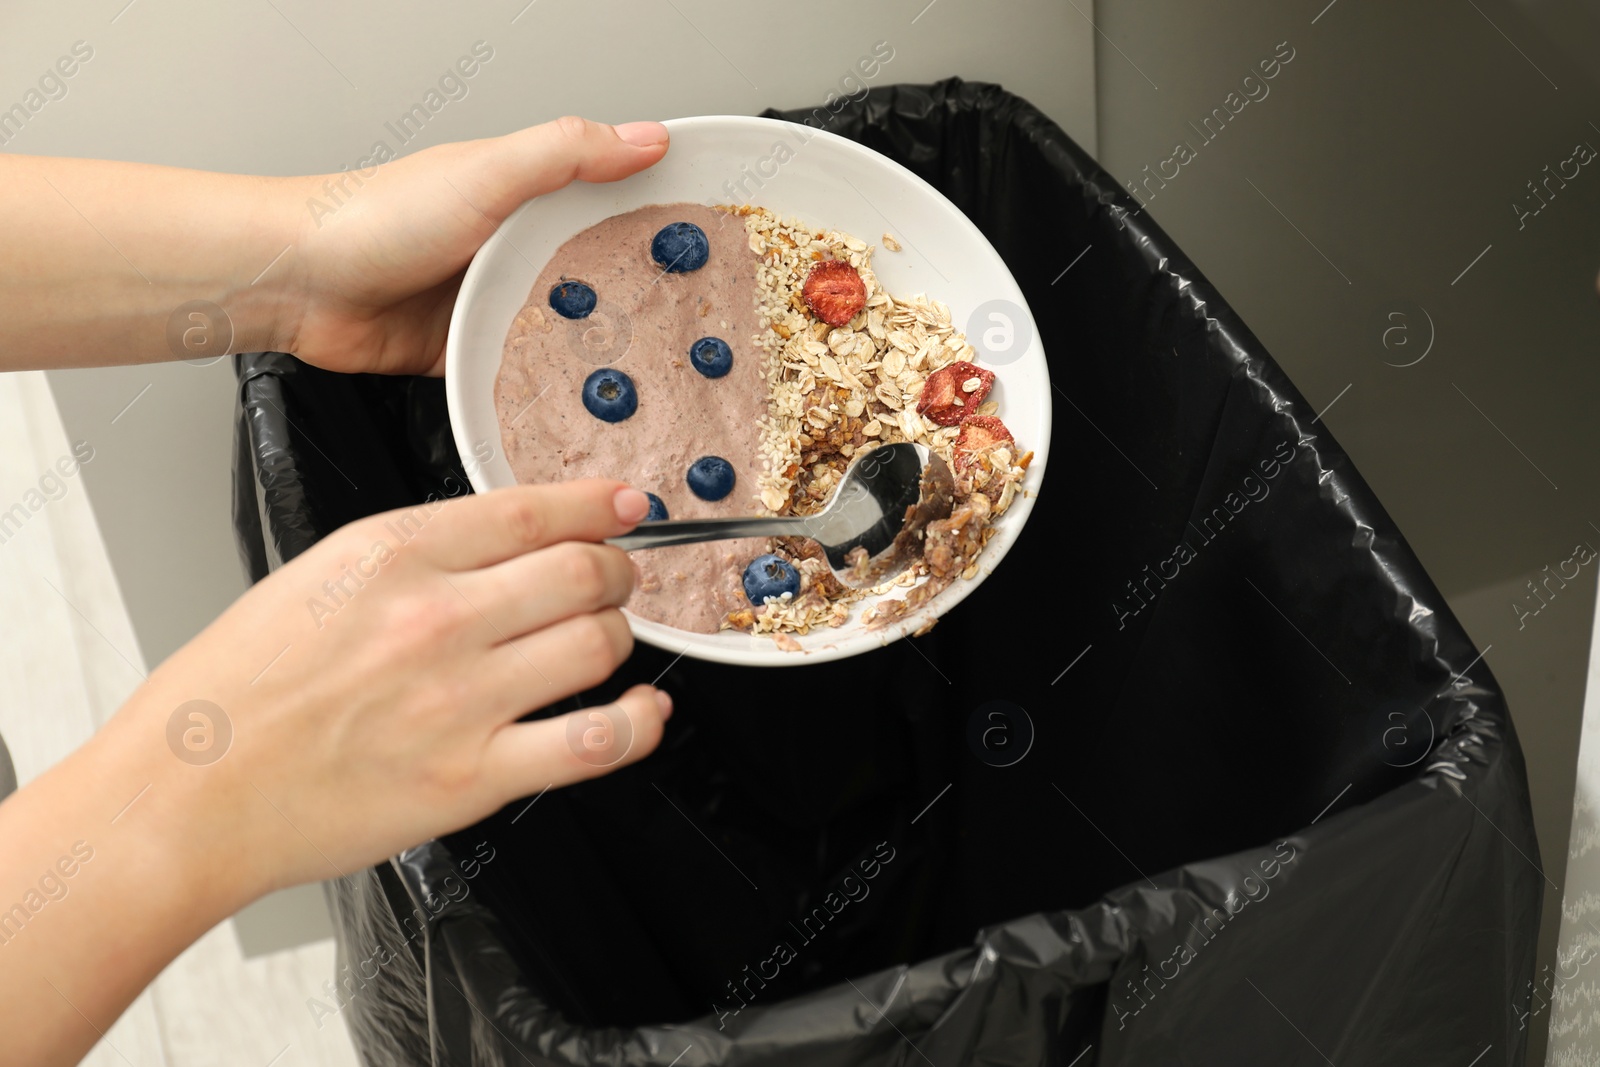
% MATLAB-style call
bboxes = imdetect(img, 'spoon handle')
[606,516,806,552]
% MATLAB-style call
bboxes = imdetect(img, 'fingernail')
[655,689,673,721]
[614,487,650,524]
[615,121,668,148]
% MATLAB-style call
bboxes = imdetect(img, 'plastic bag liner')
[232,79,1542,1066]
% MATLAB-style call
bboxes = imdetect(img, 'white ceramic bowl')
[446,115,1051,666]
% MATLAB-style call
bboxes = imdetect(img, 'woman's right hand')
[96,478,668,904]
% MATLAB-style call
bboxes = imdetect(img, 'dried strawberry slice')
[916,361,995,426]
[953,414,1015,472]
[801,260,867,327]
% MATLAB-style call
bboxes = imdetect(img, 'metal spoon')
[606,443,955,589]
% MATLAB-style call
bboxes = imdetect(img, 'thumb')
[461,116,669,221]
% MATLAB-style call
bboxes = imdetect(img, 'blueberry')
[549,280,597,319]
[644,493,668,521]
[651,222,709,273]
[688,337,733,378]
[581,368,637,423]
[742,553,801,605]
[686,456,735,500]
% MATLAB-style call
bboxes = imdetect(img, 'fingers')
[481,684,670,798]
[452,540,635,637]
[466,116,669,220]
[478,607,635,715]
[393,480,651,571]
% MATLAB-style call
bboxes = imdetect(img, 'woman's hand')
[102,479,668,897]
[280,117,669,377]
[0,479,670,1066]
[0,116,665,373]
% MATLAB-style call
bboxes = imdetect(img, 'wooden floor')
[0,370,361,1067]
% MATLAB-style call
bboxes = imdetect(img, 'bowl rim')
[446,113,1052,667]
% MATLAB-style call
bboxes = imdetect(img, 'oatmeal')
[728,207,1031,640]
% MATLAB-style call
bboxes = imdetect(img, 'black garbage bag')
[233,78,1541,1066]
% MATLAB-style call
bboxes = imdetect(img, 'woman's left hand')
[280,116,668,377]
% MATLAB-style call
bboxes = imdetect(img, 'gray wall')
[1095,0,1600,598]
[1093,1,1600,1062]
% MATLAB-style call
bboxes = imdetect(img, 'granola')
[723,206,1032,644]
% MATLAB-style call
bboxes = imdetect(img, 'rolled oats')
[733,205,1030,646]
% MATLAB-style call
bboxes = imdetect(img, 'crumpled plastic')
[232,77,1541,1066]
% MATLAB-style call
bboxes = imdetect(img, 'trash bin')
[233,78,1541,1066]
